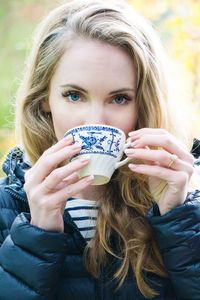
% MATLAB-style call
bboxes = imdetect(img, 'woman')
[0,0,199,299]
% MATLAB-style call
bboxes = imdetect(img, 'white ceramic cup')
[64,124,130,185]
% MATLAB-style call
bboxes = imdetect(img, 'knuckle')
[176,172,189,186]
[41,150,48,158]
[188,154,195,165]
[51,169,62,181]
[65,186,74,196]
[42,147,52,157]
[140,136,145,144]
[161,151,169,161]
[43,157,53,168]
[138,135,147,145]
[42,182,54,193]
[188,166,195,177]
[165,135,173,146]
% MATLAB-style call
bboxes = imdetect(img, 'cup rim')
[64,124,126,137]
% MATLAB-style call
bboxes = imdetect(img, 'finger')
[62,172,80,183]
[125,148,194,176]
[128,128,167,138]
[41,157,90,193]
[48,175,94,207]
[52,172,80,190]
[24,139,75,184]
[128,163,189,186]
[128,128,187,153]
[32,137,74,171]
[128,133,194,164]
[42,136,73,156]
[26,144,82,185]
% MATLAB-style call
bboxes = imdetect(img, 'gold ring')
[168,154,178,168]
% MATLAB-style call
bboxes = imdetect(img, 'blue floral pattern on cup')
[65,125,123,158]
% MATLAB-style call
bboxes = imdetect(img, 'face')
[44,38,137,141]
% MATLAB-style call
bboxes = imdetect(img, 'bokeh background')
[0,0,200,176]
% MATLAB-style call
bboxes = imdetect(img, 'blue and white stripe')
[65,198,99,242]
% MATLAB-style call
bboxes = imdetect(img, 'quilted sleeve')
[0,213,68,300]
[147,190,200,299]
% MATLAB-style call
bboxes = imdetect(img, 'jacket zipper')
[4,186,28,203]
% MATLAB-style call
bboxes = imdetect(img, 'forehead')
[51,38,136,88]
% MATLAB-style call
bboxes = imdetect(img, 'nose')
[84,103,107,125]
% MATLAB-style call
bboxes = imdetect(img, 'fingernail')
[128,132,134,136]
[65,135,73,141]
[126,137,132,144]
[124,148,134,154]
[72,143,82,149]
[79,155,90,162]
[75,141,82,147]
[131,141,138,147]
[128,163,137,169]
[63,137,73,145]
[86,175,94,182]
[123,142,131,150]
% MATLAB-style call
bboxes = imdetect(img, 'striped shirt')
[65,198,99,242]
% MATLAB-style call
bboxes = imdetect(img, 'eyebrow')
[60,84,135,95]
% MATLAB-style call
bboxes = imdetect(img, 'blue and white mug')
[64,124,130,185]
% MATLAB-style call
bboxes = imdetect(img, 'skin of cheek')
[120,111,137,137]
[50,106,81,141]
[106,105,138,137]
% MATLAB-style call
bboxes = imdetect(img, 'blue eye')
[62,91,80,102]
[113,95,130,105]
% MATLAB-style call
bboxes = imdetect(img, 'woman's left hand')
[125,128,195,215]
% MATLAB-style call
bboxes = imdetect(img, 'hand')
[24,137,93,232]
[125,128,195,215]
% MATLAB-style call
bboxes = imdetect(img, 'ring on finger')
[167,154,178,168]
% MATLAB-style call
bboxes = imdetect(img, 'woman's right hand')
[24,137,93,232]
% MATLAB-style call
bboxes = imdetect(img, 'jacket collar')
[2,146,31,201]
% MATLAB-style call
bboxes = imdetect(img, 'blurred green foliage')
[0,0,200,176]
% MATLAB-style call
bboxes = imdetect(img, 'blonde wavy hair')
[15,0,193,298]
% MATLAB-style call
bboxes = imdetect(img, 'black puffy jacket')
[0,147,200,300]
